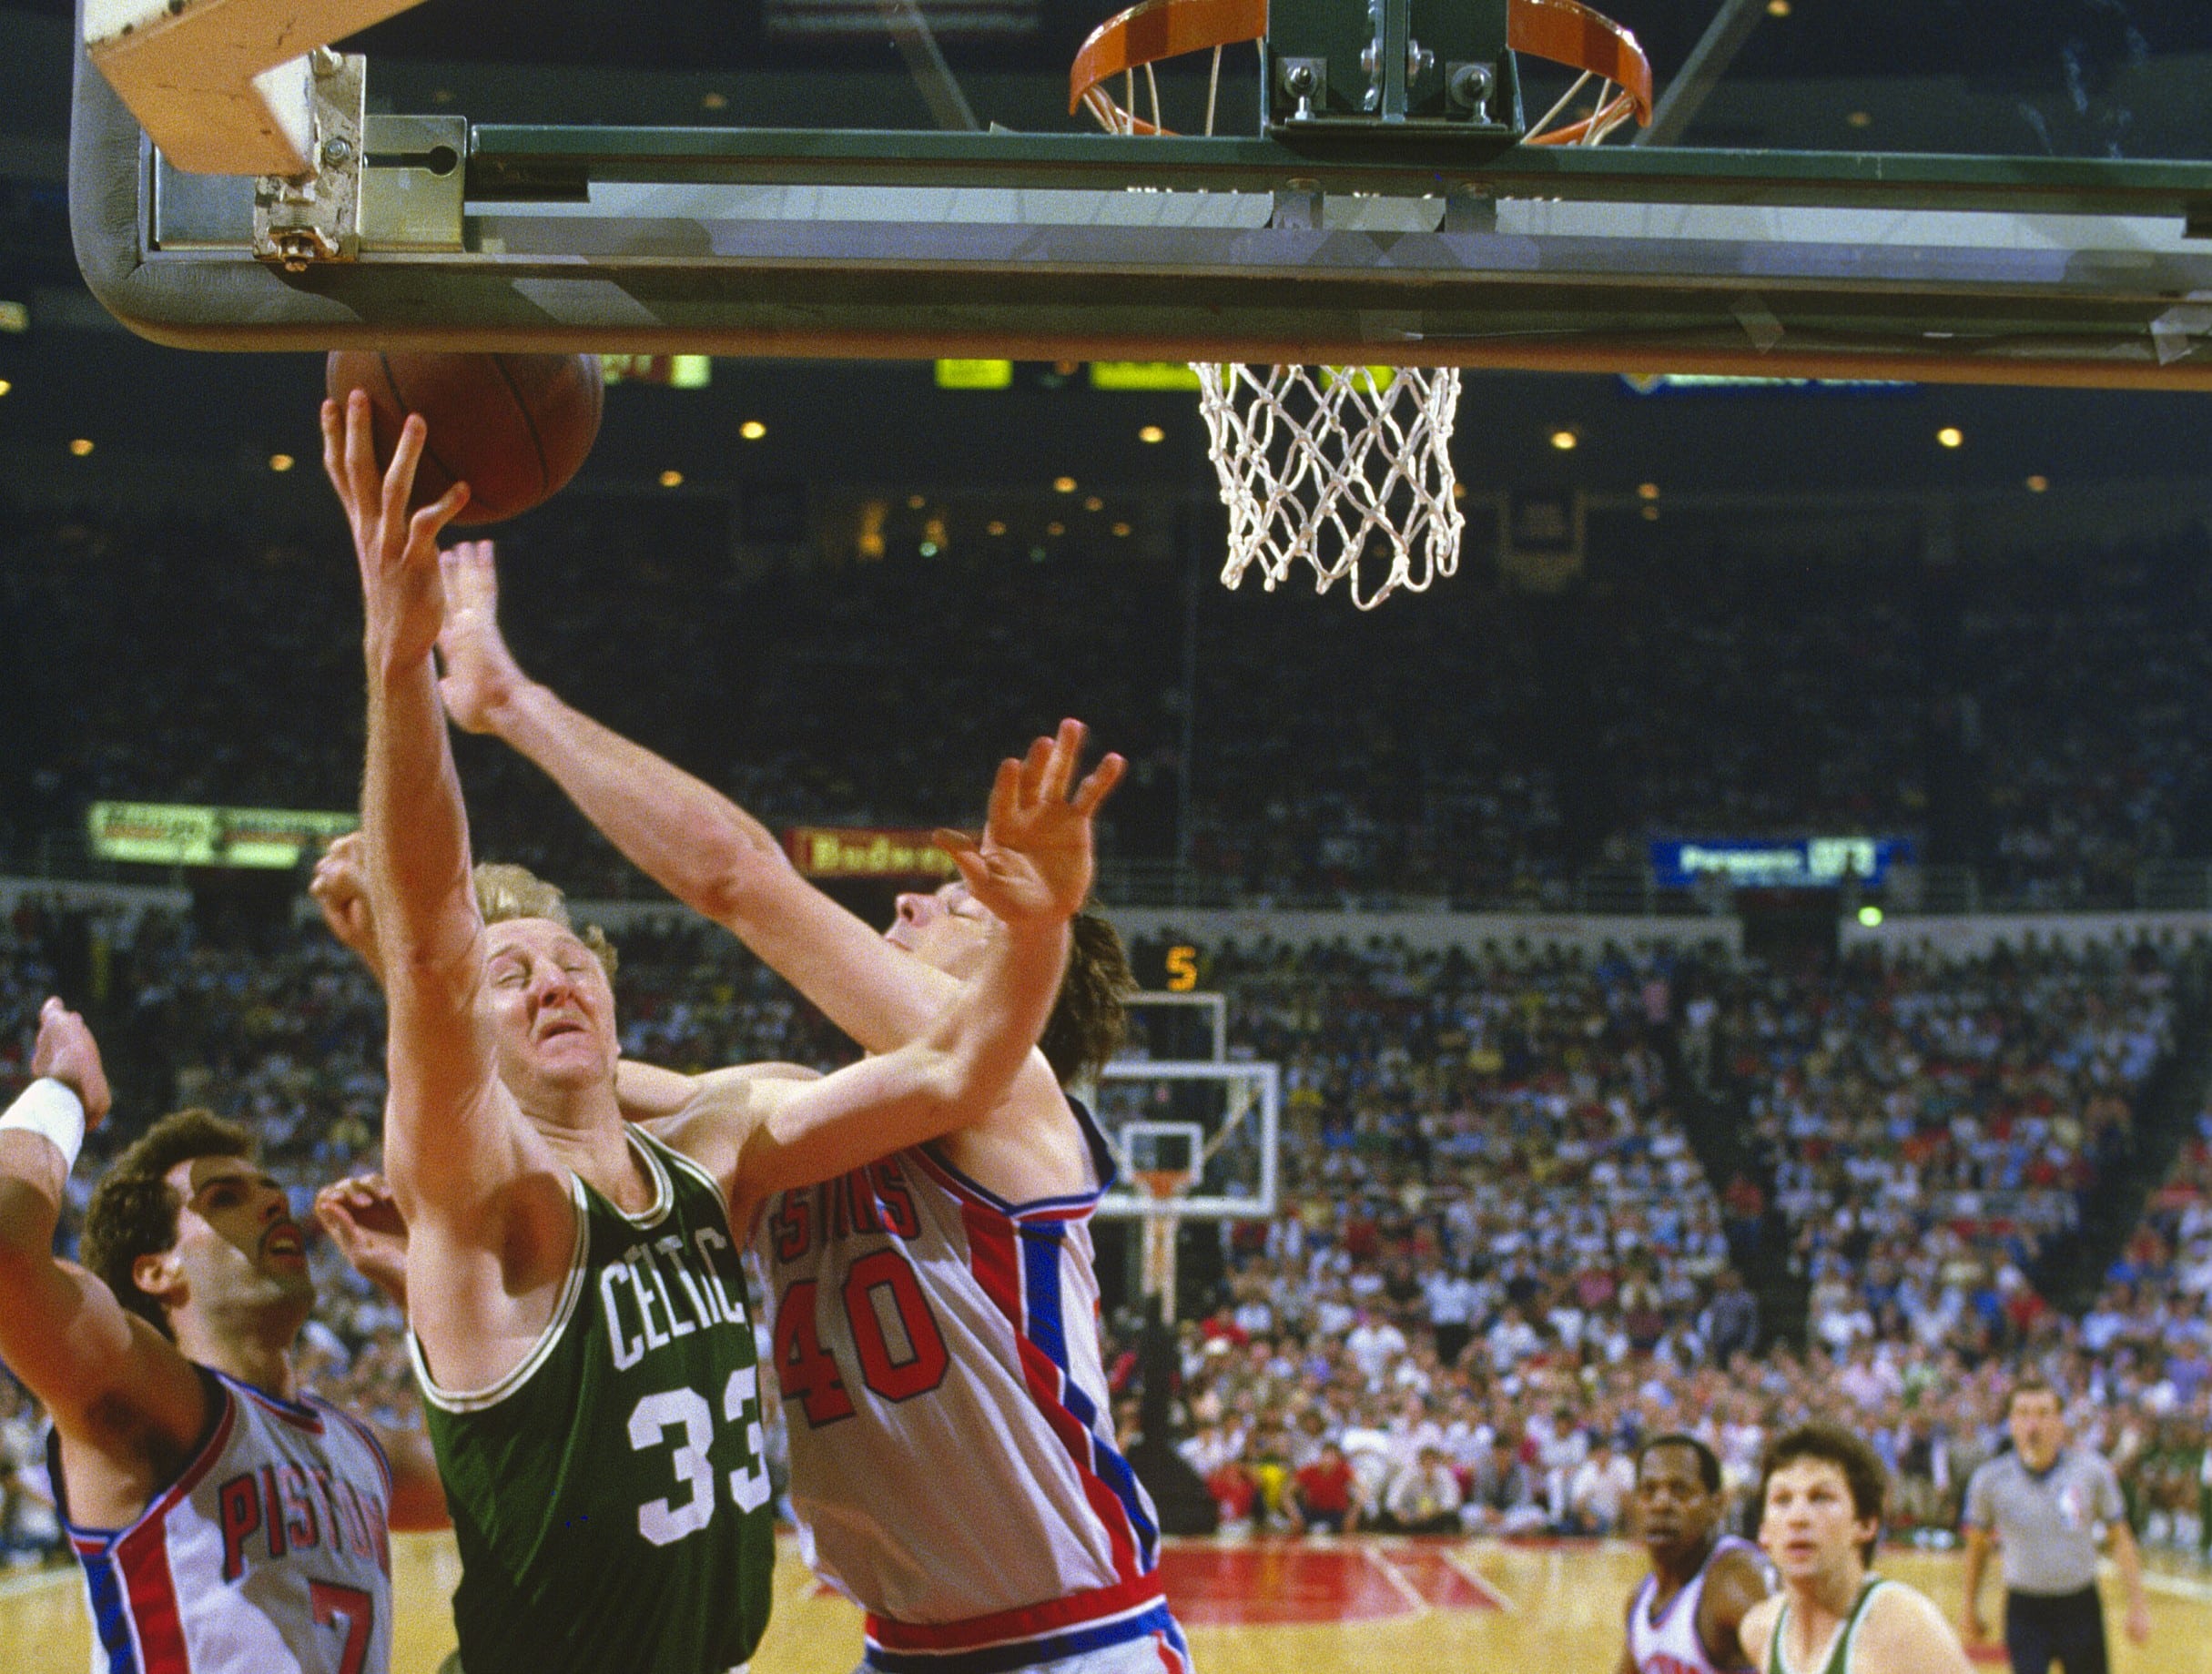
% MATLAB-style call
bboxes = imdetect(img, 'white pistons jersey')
[1629,1534,1764,1674]
[756,1100,1187,1673]
[54,1367,394,1674]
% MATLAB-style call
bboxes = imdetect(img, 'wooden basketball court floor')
[6,1533,2210,1670]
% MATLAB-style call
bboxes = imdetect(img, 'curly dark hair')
[79,1110,254,1340]
[1040,909,1134,1086]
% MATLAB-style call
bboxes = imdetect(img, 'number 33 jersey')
[415,1127,774,1674]
[756,1100,1177,1671]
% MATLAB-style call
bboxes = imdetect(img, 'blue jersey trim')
[80,1549,141,1674]
[1014,1221,1160,1571]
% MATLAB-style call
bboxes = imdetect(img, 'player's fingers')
[380,414,427,540]
[985,755,1022,833]
[343,390,380,512]
[1039,717,1085,806]
[1014,734,1054,808]
[941,840,992,899]
[1070,751,1126,817]
[410,482,471,554]
[320,399,345,494]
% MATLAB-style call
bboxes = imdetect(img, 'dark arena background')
[9,0,2212,1667]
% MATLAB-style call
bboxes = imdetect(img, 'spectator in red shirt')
[1290,1442,1361,1535]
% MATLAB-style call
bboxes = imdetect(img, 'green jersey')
[1765,1578,1893,1674]
[414,1127,773,1674]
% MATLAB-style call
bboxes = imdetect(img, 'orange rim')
[1070,0,1651,138]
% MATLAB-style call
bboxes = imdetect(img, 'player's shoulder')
[1855,1578,1970,1672]
[1738,1589,1783,1661]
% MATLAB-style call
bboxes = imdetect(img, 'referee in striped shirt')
[1961,1376,2151,1674]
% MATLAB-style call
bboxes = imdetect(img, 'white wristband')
[1,1080,87,1173]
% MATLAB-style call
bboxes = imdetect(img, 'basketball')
[323,351,604,525]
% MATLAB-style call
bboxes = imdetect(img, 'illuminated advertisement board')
[88,802,357,868]
[1649,837,1913,890]
[785,827,959,880]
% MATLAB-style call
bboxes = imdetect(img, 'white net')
[1193,361,1465,610]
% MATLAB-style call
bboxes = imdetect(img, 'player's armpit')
[0,1233,206,1463]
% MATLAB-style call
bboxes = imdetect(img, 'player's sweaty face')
[482,918,619,1089]
[160,1155,315,1313]
[1759,1459,1874,1580]
[884,881,994,978]
[1634,1446,1718,1552]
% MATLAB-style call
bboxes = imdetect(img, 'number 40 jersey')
[759,1101,1183,1673]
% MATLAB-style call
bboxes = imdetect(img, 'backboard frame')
[1092,1059,1280,1221]
[69,33,2212,387]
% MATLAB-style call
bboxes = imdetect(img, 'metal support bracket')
[250,49,364,270]
[358,114,468,251]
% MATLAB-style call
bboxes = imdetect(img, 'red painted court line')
[1159,1544,1418,1625]
[1380,1544,1506,1612]
[1154,1540,1507,1625]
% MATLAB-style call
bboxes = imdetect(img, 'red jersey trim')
[866,1571,1168,1653]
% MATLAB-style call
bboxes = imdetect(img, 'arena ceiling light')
[1138,426,1166,444]
[1549,428,1580,451]
[740,421,767,441]
[269,452,294,472]
[1937,426,1965,449]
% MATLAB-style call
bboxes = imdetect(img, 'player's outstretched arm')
[435,541,969,1051]
[0,1002,205,1460]
[324,395,558,1302]
[679,724,1121,1218]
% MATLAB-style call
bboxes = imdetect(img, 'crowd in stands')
[10,492,2212,909]
[1107,930,2210,1547]
[3,887,2211,1566]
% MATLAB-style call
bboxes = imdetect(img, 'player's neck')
[1786,1558,1867,1640]
[1655,1533,1717,1588]
[538,1109,654,1213]
[176,1311,299,1402]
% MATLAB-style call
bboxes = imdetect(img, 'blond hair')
[473,862,618,977]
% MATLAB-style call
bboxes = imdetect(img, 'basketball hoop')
[1071,0,1652,607]
[1195,361,1464,609]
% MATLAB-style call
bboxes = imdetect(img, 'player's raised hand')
[436,541,530,734]
[936,720,1122,928]
[320,391,470,676]
[314,1173,410,1306]
[30,998,112,1130]
[310,832,384,983]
